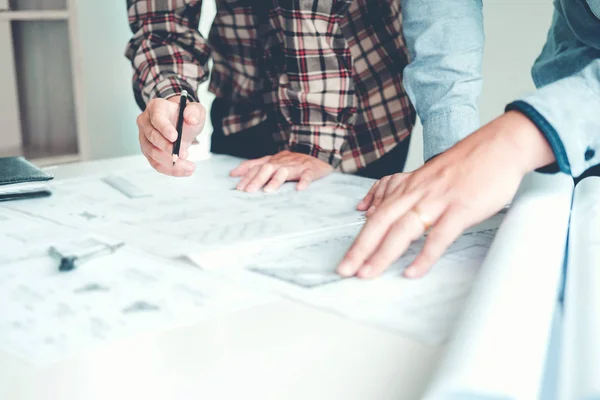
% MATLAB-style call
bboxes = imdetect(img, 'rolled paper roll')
[424,172,574,400]
[558,177,600,400]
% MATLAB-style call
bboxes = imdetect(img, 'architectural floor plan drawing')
[0,207,83,264]
[2,155,371,259]
[213,216,504,345]
[0,154,513,364]
[247,232,357,289]
[0,247,271,365]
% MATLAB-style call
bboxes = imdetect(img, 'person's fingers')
[179,147,189,161]
[172,157,197,175]
[296,169,314,191]
[357,181,379,211]
[356,211,426,279]
[236,165,261,191]
[148,156,195,177]
[245,163,277,192]
[183,102,206,126]
[141,137,195,177]
[357,198,446,278]
[386,174,410,197]
[358,174,411,213]
[264,168,290,193]
[144,128,173,153]
[182,102,207,142]
[136,112,149,133]
[140,136,172,166]
[366,175,391,216]
[337,190,423,277]
[178,138,196,158]
[404,206,466,279]
[230,156,272,177]
[148,103,178,142]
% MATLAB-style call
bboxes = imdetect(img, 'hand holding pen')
[136,90,206,177]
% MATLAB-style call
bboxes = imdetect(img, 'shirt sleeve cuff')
[505,100,570,175]
[144,78,199,108]
[421,107,480,161]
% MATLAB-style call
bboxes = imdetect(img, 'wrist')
[494,111,556,174]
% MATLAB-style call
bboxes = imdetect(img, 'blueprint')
[0,153,515,365]
[208,214,505,345]
[0,207,83,264]
[0,246,271,365]
[3,155,371,259]
[0,155,373,364]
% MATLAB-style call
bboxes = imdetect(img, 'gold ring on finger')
[411,206,433,232]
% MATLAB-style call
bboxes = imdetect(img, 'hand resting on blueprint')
[230,150,333,192]
[338,111,556,279]
[137,96,206,177]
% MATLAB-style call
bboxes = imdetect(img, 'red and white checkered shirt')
[125,0,416,173]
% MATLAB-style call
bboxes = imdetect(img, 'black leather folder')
[0,157,53,202]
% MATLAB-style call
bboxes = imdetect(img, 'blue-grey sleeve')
[401,0,484,161]
[507,60,600,177]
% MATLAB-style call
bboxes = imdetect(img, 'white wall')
[74,1,143,160]
[404,0,554,171]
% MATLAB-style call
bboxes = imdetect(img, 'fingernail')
[366,206,376,216]
[404,266,418,278]
[359,264,373,278]
[246,185,258,193]
[263,187,275,193]
[188,116,198,125]
[183,163,195,172]
[337,261,354,277]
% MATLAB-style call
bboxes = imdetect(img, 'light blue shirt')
[403,0,600,177]
[401,0,484,162]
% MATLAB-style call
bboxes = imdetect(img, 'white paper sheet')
[558,177,600,400]
[3,155,372,259]
[424,172,574,400]
[203,213,505,345]
[0,207,84,264]
[0,247,271,365]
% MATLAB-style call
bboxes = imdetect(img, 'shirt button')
[585,147,595,161]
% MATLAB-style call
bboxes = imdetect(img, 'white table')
[0,155,443,400]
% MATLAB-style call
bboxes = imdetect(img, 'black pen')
[172,90,188,165]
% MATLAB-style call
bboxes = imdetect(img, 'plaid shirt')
[125,0,416,172]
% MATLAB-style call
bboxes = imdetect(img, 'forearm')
[490,111,556,174]
[506,60,600,177]
[124,0,210,109]
[401,0,484,160]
